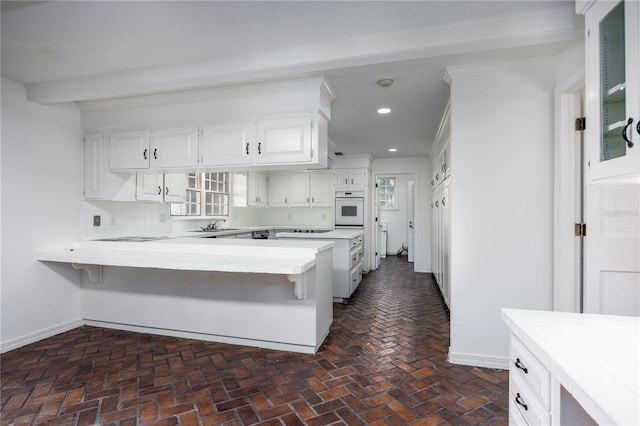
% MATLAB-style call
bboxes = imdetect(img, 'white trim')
[553,72,585,313]
[0,318,84,354]
[448,349,509,370]
[85,320,323,354]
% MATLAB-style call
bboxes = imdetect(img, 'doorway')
[375,173,416,261]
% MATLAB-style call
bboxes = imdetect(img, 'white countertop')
[37,238,333,275]
[502,308,640,426]
[277,229,364,239]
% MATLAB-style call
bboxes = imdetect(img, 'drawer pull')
[515,358,528,374]
[515,393,528,411]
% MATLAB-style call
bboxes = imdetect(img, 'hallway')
[1,256,508,425]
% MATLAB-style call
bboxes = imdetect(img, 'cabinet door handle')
[435,200,439,207]
[514,393,528,411]
[246,142,250,155]
[258,142,262,154]
[345,178,348,184]
[165,186,169,196]
[514,358,528,374]
[431,179,435,186]
[436,173,440,180]
[442,164,446,172]
[312,197,315,202]
[153,148,158,160]
[442,197,446,206]
[622,118,634,148]
[157,186,162,195]
[636,119,640,136]
[143,149,148,160]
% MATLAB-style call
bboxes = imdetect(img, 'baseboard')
[448,349,509,370]
[85,320,319,354]
[0,318,84,354]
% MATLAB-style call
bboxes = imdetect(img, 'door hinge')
[575,117,586,131]
[574,223,587,237]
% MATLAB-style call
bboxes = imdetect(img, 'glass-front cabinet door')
[585,0,639,180]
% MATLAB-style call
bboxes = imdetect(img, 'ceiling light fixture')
[377,107,391,114]
[388,148,398,152]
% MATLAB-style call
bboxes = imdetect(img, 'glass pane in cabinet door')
[600,2,626,161]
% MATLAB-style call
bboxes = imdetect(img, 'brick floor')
[0,256,509,425]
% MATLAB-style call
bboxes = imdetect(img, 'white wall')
[1,78,83,352]
[447,58,555,367]
[372,158,431,272]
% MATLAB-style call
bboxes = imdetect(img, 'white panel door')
[310,173,332,207]
[289,174,310,207]
[109,130,150,170]
[201,122,254,166]
[151,126,199,168]
[136,173,163,201]
[254,116,312,164]
[268,175,289,207]
[163,173,187,203]
[83,133,103,199]
[584,181,640,315]
[247,172,267,206]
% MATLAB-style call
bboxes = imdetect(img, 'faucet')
[201,219,226,231]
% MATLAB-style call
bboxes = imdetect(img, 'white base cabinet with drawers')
[502,308,639,426]
[277,230,363,301]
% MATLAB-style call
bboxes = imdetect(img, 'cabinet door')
[586,0,640,180]
[248,172,267,206]
[163,173,186,203]
[349,169,367,189]
[136,173,164,201]
[254,116,312,164]
[150,126,199,168]
[109,130,150,170]
[83,133,103,199]
[268,175,289,207]
[333,170,351,190]
[310,173,332,206]
[289,174,310,207]
[201,122,254,166]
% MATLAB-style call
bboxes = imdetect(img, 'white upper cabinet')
[585,0,640,180]
[109,130,150,170]
[150,126,199,168]
[247,172,268,206]
[136,172,186,202]
[254,116,313,165]
[289,174,310,207]
[269,175,290,207]
[201,121,254,167]
[334,169,367,191]
[310,172,332,206]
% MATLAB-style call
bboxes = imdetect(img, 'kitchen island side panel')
[81,259,331,353]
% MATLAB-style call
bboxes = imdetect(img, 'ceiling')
[1,1,581,159]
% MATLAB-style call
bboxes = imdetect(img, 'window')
[377,176,397,209]
[170,172,229,217]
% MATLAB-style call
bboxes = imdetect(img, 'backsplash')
[81,201,334,240]
[81,201,172,240]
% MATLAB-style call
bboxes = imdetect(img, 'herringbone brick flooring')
[1,256,508,425]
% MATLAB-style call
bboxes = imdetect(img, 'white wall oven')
[335,191,364,227]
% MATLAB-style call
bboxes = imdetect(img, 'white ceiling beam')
[26,6,582,104]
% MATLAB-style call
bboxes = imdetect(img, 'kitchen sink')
[190,228,241,232]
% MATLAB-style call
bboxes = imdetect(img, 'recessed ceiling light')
[388,148,398,152]
[377,107,391,114]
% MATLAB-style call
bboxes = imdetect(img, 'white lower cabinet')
[136,172,186,202]
[247,172,268,206]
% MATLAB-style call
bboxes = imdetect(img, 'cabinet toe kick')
[287,273,307,300]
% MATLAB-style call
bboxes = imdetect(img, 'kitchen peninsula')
[37,237,334,354]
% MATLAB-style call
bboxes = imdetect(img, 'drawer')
[350,266,362,293]
[350,247,360,266]
[509,372,550,426]
[350,237,361,249]
[510,337,550,409]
